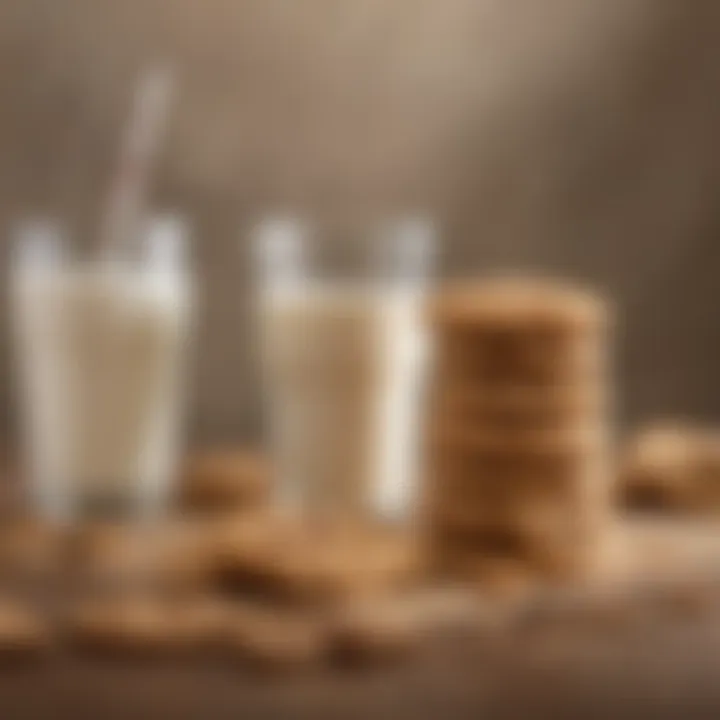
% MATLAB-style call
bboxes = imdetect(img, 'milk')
[259,284,427,521]
[12,263,190,519]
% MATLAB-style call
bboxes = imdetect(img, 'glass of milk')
[253,217,434,523]
[11,217,192,523]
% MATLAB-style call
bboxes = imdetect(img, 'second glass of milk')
[253,217,434,522]
[11,217,192,522]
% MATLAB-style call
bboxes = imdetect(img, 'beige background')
[1,0,720,441]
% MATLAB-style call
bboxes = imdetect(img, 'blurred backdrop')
[1,0,720,442]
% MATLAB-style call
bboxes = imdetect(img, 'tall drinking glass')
[10,216,192,603]
[253,217,434,523]
[12,217,192,522]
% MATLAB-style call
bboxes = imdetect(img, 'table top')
[1,611,719,720]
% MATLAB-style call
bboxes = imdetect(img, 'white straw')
[100,64,175,261]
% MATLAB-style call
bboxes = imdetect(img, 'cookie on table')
[688,433,720,512]
[330,600,421,666]
[620,423,701,512]
[155,519,227,594]
[212,511,305,594]
[172,595,238,649]
[224,604,326,673]
[67,519,220,595]
[0,600,51,657]
[216,516,421,606]
[179,449,270,513]
[68,597,183,656]
[0,518,60,582]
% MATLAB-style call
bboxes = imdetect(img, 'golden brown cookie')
[172,596,238,649]
[330,601,421,666]
[68,597,183,656]
[216,517,421,607]
[0,601,51,657]
[225,605,326,673]
[0,518,60,582]
[180,449,270,512]
[428,383,605,435]
[434,334,604,388]
[620,423,701,512]
[66,520,220,596]
[428,277,609,332]
[687,433,720,512]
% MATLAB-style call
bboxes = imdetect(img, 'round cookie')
[225,605,326,673]
[0,518,60,584]
[0,601,51,657]
[68,597,183,656]
[428,383,605,435]
[620,424,700,512]
[428,277,609,332]
[179,449,270,513]
[216,516,421,606]
[330,601,421,666]
[67,519,220,596]
[172,596,238,649]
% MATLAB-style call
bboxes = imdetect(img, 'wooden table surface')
[1,611,719,719]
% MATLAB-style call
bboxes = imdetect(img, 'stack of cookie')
[424,278,613,582]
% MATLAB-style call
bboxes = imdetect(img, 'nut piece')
[180,449,269,513]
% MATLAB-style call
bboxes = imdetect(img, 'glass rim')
[251,213,436,285]
[12,213,190,270]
